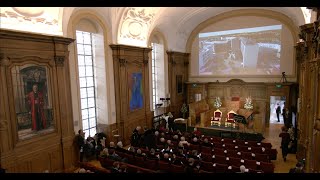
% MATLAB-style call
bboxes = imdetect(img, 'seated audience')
[184,158,196,173]
[289,162,305,173]
[111,161,121,173]
[192,127,202,138]
[201,138,213,148]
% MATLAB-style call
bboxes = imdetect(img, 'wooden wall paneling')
[167,51,189,118]
[110,45,152,146]
[296,21,320,172]
[0,30,75,172]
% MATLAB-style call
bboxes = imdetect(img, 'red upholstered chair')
[213,155,227,165]
[201,146,212,154]
[255,153,269,163]
[244,159,258,170]
[134,156,145,167]
[230,165,240,173]
[242,152,254,160]
[144,159,158,170]
[228,157,242,167]
[226,149,239,158]
[236,139,246,146]
[223,138,234,144]
[213,148,225,156]
[260,161,274,173]
[201,153,213,162]
[200,161,215,172]
[225,143,235,150]
[170,164,185,173]
[158,161,170,172]
[215,163,228,173]
[225,110,236,127]
[261,142,272,149]
[252,147,264,154]
[212,109,222,126]
[265,148,277,160]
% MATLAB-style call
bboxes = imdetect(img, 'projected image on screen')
[199,25,282,75]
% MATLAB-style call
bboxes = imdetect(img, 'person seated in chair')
[108,149,123,162]
[171,154,184,166]
[115,141,127,153]
[192,127,202,138]
[188,150,200,160]
[135,149,146,158]
[160,153,172,163]
[108,142,116,150]
[157,137,166,149]
[111,161,121,173]
[146,148,159,160]
[201,138,213,148]
[176,147,186,158]
[119,164,128,173]
[184,158,197,173]
[289,162,304,173]
[190,137,200,145]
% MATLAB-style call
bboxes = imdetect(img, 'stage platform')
[175,123,264,142]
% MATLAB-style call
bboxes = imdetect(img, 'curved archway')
[186,9,299,52]
[148,29,169,111]
[185,9,299,83]
[66,9,116,135]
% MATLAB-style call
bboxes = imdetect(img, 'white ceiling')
[1,7,311,52]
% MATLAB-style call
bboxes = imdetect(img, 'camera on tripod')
[280,72,287,83]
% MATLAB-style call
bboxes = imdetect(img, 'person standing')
[276,104,281,122]
[279,126,290,162]
[76,129,85,162]
[27,84,46,131]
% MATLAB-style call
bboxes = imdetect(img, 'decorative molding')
[119,58,127,67]
[184,61,189,66]
[143,59,148,65]
[0,54,10,66]
[54,56,65,66]
[118,8,157,46]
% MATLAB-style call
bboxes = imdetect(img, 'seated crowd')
[95,124,278,173]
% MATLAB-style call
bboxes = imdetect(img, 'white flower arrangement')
[244,96,254,110]
[214,97,222,109]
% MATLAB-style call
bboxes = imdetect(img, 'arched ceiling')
[1,7,312,51]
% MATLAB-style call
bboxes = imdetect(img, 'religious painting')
[11,64,54,140]
[176,75,183,94]
[128,72,143,111]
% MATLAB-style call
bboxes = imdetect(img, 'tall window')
[151,43,164,110]
[76,30,97,138]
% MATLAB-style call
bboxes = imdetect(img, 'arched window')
[76,30,97,138]
[73,17,108,138]
[150,33,167,111]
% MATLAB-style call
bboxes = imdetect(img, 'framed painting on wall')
[11,64,55,140]
[128,71,144,111]
[176,75,183,94]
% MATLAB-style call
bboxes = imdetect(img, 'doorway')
[269,96,286,124]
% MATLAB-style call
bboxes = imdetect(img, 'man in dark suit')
[276,104,281,122]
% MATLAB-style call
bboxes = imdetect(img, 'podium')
[174,118,187,132]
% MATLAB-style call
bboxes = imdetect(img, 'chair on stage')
[225,110,236,127]
[211,109,222,126]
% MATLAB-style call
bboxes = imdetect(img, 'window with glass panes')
[151,43,158,110]
[76,30,97,138]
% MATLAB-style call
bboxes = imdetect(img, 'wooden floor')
[85,123,297,173]
[263,123,297,173]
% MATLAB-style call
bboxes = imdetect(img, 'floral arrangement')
[180,103,188,118]
[244,96,254,110]
[214,97,222,109]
